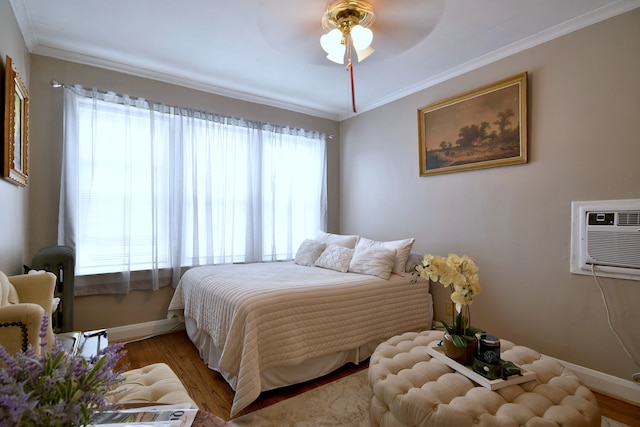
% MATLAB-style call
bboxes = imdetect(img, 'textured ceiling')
[9,0,640,120]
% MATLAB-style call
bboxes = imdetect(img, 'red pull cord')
[349,60,357,113]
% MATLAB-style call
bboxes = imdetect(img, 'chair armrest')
[7,273,57,351]
[9,272,56,312]
[0,303,46,354]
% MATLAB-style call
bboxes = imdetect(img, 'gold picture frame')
[3,55,29,186]
[418,72,527,176]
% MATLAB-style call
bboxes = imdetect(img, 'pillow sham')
[314,245,354,273]
[349,247,397,280]
[355,237,415,277]
[315,231,359,249]
[294,239,326,266]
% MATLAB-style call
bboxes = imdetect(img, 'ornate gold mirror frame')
[3,55,29,186]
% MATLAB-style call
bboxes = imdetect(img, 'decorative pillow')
[355,237,415,277]
[314,245,354,273]
[294,239,326,266]
[315,231,359,249]
[349,247,397,280]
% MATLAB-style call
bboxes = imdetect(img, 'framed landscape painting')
[418,72,528,176]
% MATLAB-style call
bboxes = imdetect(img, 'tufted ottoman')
[108,362,198,408]
[369,330,601,427]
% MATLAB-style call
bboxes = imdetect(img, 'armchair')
[0,271,56,355]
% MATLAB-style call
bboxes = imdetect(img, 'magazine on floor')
[91,404,197,427]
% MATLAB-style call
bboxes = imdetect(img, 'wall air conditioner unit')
[571,199,640,281]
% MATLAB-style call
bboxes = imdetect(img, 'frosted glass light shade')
[321,28,345,64]
[355,45,374,62]
[320,25,374,64]
[351,25,373,50]
[326,45,346,63]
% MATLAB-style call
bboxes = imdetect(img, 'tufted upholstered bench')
[108,362,198,408]
[369,330,601,427]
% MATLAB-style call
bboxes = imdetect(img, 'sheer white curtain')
[59,86,327,295]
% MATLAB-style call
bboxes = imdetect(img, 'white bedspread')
[168,261,432,416]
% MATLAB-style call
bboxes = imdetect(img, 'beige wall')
[339,10,640,382]
[26,56,340,330]
[0,0,30,274]
[4,0,639,383]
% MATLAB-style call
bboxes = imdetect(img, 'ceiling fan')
[319,0,375,112]
[258,0,445,112]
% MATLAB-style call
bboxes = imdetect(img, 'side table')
[56,328,108,358]
[368,330,601,427]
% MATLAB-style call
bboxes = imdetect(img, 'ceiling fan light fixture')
[320,0,375,65]
[320,0,376,113]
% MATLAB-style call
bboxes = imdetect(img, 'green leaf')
[451,334,468,348]
[435,319,456,335]
[466,326,484,335]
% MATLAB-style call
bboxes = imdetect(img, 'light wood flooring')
[115,331,640,425]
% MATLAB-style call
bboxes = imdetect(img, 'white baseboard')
[553,357,640,404]
[107,318,185,343]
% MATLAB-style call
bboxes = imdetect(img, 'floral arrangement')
[415,253,482,348]
[0,316,126,426]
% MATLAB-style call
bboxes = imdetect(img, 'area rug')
[228,369,630,427]
[228,369,370,427]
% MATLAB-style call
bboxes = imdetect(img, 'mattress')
[168,261,432,416]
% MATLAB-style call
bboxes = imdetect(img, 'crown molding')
[8,0,38,49]
[31,44,341,121]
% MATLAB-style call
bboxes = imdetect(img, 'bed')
[167,233,433,417]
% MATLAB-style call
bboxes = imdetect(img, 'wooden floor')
[115,330,366,420]
[116,331,640,425]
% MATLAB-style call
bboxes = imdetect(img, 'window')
[60,86,327,294]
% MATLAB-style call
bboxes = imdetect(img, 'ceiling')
[9,0,640,121]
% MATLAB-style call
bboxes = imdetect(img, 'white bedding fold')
[168,261,431,416]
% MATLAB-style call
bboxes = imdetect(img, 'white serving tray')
[426,343,537,391]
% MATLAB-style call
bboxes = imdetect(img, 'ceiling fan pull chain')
[349,60,357,113]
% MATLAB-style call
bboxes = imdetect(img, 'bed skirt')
[185,317,381,393]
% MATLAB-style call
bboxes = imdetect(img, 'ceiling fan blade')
[368,0,445,58]
[257,0,330,66]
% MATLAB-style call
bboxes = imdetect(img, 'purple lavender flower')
[0,315,126,426]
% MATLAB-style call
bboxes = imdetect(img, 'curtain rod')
[50,80,333,139]
[51,80,149,102]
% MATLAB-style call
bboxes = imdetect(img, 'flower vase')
[443,332,478,365]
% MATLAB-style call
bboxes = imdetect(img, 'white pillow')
[349,247,397,280]
[294,239,326,266]
[315,231,359,249]
[355,237,415,277]
[314,245,354,273]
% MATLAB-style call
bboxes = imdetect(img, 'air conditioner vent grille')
[587,230,640,269]
[619,212,640,226]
